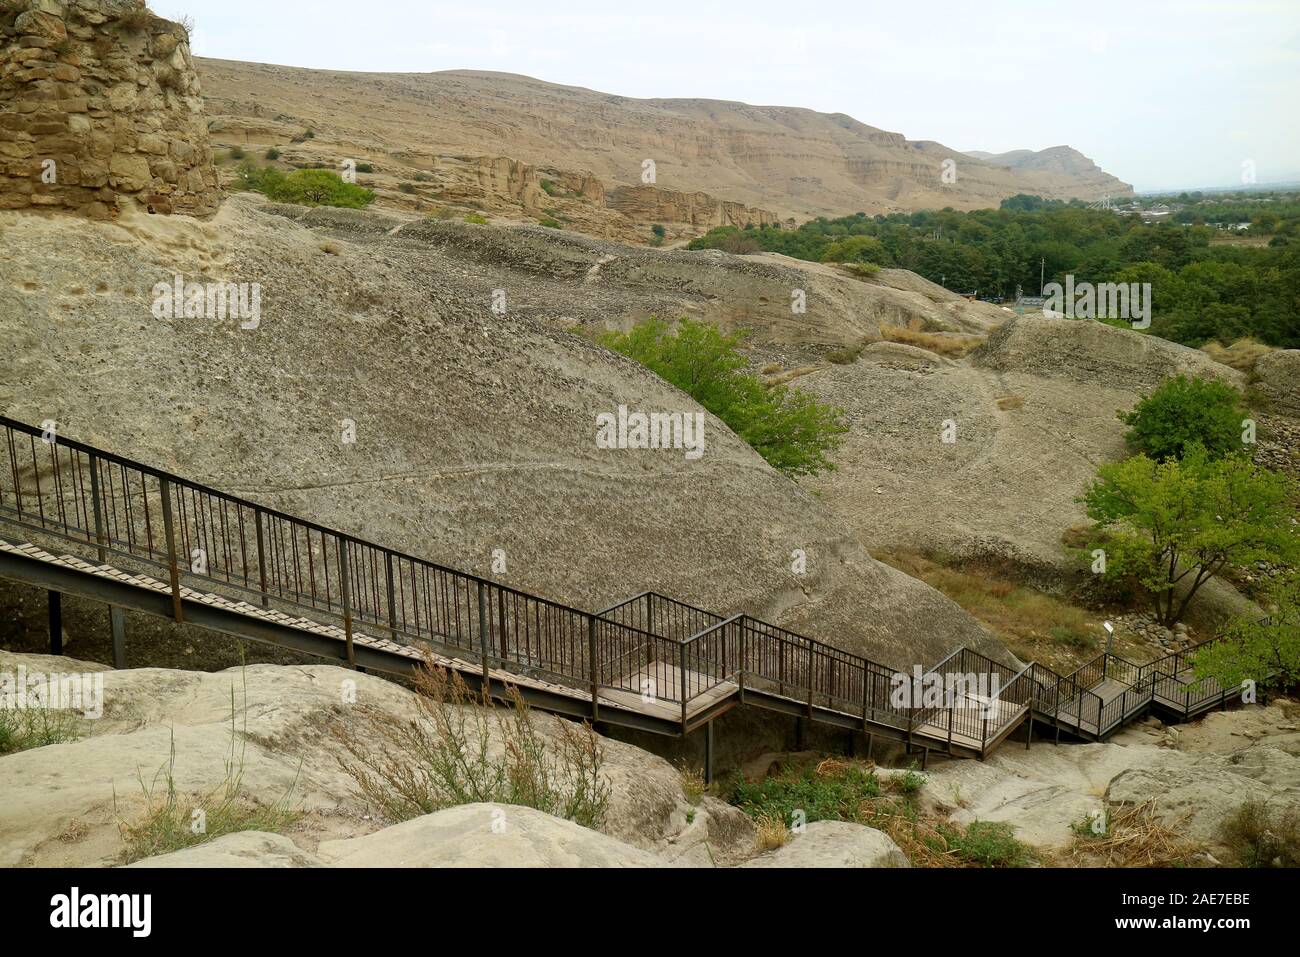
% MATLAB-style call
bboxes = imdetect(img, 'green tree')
[1193,576,1300,695]
[597,318,848,476]
[1081,446,1300,627]
[1119,374,1248,461]
[235,163,374,209]
[821,235,887,265]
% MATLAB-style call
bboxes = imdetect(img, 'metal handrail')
[0,414,1243,755]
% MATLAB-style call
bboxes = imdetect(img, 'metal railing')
[0,416,664,705]
[0,414,1242,751]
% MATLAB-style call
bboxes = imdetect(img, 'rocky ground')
[4,650,1293,868]
[924,701,1300,863]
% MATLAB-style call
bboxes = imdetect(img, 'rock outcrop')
[0,652,755,867]
[739,820,909,868]
[1254,350,1300,417]
[923,705,1300,856]
[0,0,219,218]
[315,804,668,868]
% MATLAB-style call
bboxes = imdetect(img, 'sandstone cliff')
[193,61,1132,231]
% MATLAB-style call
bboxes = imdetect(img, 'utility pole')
[1040,258,1045,296]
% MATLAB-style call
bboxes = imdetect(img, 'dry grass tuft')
[1202,338,1275,375]
[678,762,706,805]
[753,812,790,851]
[878,324,984,358]
[766,364,822,385]
[333,653,611,828]
[1060,801,1202,867]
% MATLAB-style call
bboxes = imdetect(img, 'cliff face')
[196,61,1133,223]
[0,0,219,217]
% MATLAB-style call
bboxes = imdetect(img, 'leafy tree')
[235,163,374,209]
[1081,445,1300,627]
[597,318,848,476]
[1193,575,1300,695]
[821,235,887,265]
[1119,374,1248,461]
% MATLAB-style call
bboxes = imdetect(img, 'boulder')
[316,804,666,868]
[739,820,908,868]
[124,831,324,868]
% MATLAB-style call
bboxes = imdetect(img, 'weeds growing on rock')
[1221,799,1300,867]
[334,657,611,829]
[678,762,706,805]
[729,755,1032,867]
[753,812,790,851]
[0,706,82,756]
[1060,801,1201,867]
[115,676,302,864]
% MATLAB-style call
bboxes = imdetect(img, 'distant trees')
[597,317,848,476]
[684,198,1300,348]
[821,235,886,265]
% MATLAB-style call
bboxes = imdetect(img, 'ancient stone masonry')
[0,0,219,217]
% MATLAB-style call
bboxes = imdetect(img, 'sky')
[162,0,1300,193]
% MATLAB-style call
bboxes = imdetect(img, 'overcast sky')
[164,0,1300,193]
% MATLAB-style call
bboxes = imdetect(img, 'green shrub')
[355,162,374,173]
[935,820,1032,867]
[464,213,488,225]
[538,217,561,228]
[597,317,848,476]
[1220,800,1300,867]
[1119,374,1249,461]
[540,178,558,196]
[839,262,881,279]
[1193,575,1300,694]
[235,163,375,209]
[264,147,281,161]
[651,224,666,239]
[228,145,246,160]
[729,761,881,826]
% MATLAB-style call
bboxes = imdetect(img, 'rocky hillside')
[194,61,1133,236]
[963,145,1124,195]
[0,194,1009,670]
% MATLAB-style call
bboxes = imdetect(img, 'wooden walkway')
[0,413,1242,769]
